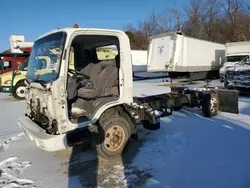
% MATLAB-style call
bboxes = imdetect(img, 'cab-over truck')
[0,35,33,99]
[18,25,239,159]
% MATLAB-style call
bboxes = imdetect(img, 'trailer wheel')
[202,93,218,117]
[95,116,131,160]
[12,81,26,100]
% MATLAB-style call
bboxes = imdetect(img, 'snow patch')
[132,130,189,173]
[217,112,250,130]
[181,109,215,122]
[222,125,234,130]
[0,133,25,152]
[98,163,151,188]
[0,157,35,188]
[99,164,127,187]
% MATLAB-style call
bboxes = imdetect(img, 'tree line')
[123,0,250,50]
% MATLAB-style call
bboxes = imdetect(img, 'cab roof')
[38,28,126,40]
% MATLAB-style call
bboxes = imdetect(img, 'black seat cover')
[77,54,119,100]
[67,49,101,100]
[80,63,102,81]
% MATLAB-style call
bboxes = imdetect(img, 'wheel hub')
[16,86,26,98]
[104,125,125,151]
[210,96,218,113]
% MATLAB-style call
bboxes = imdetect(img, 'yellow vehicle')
[0,46,114,100]
[0,54,29,100]
[96,46,117,60]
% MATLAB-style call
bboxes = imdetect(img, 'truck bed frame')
[128,85,239,131]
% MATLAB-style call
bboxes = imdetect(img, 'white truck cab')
[18,26,239,159]
[219,41,250,82]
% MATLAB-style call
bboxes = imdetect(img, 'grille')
[234,81,250,87]
[227,70,250,80]
[228,70,250,76]
[241,70,250,75]
[227,71,235,76]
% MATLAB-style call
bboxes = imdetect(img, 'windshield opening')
[26,32,66,83]
[18,57,29,70]
[0,60,11,71]
[226,55,249,62]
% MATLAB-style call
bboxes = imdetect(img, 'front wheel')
[12,81,26,100]
[95,116,131,160]
[219,74,224,83]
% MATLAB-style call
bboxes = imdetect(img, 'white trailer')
[219,41,250,82]
[147,31,225,80]
[9,35,34,53]
[131,50,166,81]
[131,50,147,72]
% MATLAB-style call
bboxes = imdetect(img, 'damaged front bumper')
[17,115,68,151]
[226,79,250,92]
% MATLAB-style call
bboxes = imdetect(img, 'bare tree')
[137,9,164,37]
[202,0,222,41]
[123,0,250,48]
[183,0,206,38]
[222,0,244,41]
[171,8,184,31]
[123,24,149,50]
[158,6,184,32]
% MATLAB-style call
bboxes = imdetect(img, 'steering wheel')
[68,68,90,79]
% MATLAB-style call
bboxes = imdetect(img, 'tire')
[95,116,131,160]
[220,75,224,83]
[12,81,26,100]
[173,97,182,110]
[202,93,218,117]
[224,80,229,89]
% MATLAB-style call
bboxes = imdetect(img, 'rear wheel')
[12,81,26,100]
[202,93,218,117]
[95,116,131,160]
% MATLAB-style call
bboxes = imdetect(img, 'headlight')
[4,80,12,85]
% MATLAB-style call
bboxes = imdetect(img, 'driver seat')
[77,55,119,100]
[80,63,102,81]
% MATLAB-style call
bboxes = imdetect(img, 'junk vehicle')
[219,41,250,82]
[17,25,239,159]
[0,35,32,75]
[224,59,250,92]
[0,48,31,75]
[0,35,33,99]
[147,31,225,81]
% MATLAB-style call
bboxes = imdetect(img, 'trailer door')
[147,34,176,72]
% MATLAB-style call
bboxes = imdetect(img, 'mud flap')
[216,89,239,114]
